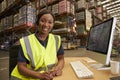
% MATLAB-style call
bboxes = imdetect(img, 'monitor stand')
[90,63,111,70]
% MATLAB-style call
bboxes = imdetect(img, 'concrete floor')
[0,50,9,80]
[0,48,119,80]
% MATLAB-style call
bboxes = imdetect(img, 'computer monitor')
[86,17,117,68]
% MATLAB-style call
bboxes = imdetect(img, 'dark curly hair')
[36,10,55,26]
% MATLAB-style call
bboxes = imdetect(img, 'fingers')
[54,69,62,76]
[50,70,56,77]
[50,69,62,76]
[40,69,63,80]
[40,72,53,80]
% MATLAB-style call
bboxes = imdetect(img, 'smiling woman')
[10,10,65,80]
[37,14,54,37]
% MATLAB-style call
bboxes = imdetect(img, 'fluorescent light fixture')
[101,0,111,4]
[106,4,120,9]
[107,7,120,12]
[103,0,120,7]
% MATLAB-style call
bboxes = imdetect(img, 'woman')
[11,10,64,80]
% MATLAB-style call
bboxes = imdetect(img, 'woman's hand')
[50,67,62,77]
[18,62,53,80]
[54,69,62,76]
[39,71,54,80]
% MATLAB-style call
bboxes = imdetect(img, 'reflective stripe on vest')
[23,35,59,70]
[24,36,35,68]
[54,35,59,52]
[35,64,55,72]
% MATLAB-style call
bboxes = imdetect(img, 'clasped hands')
[40,68,62,80]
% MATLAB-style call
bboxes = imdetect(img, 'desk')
[54,57,120,80]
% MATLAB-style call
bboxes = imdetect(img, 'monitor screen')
[87,17,117,66]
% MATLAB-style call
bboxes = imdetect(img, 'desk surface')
[54,57,120,80]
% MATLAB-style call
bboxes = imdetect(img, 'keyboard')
[70,61,94,78]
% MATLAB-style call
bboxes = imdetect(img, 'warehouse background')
[0,0,120,80]
[0,0,120,50]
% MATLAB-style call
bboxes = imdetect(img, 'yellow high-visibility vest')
[11,33,61,80]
